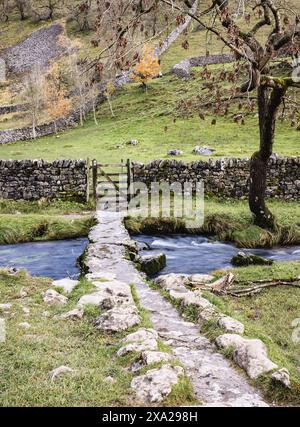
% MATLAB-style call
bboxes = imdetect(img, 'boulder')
[138,253,166,276]
[43,289,68,306]
[218,316,245,334]
[231,251,273,267]
[77,281,133,309]
[172,59,191,78]
[94,305,141,332]
[52,278,78,294]
[154,273,188,291]
[167,149,183,156]
[59,308,84,321]
[123,328,158,343]
[271,368,291,388]
[117,338,158,357]
[131,365,184,403]
[198,306,220,327]
[215,333,278,379]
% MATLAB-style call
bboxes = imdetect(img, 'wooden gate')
[87,158,132,209]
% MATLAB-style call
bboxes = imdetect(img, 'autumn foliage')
[45,63,71,132]
[131,44,160,88]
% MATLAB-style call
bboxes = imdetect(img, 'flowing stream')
[134,234,300,275]
[0,237,88,279]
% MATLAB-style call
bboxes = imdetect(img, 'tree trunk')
[249,84,285,229]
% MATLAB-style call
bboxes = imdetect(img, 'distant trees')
[45,62,71,133]
[131,44,160,89]
[21,63,45,139]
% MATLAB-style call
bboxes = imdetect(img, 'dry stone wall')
[132,157,300,200]
[0,159,87,201]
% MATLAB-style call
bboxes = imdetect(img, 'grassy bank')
[0,269,195,406]
[205,261,300,406]
[125,198,300,248]
[0,214,95,245]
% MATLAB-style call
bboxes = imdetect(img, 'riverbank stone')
[43,289,68,306]
[138,253,166,276]
[52,278,78,294]
[231,251,274,267]
[216,334,278,379]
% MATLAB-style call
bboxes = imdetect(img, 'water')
[134,234,300,275]
[0,238,88,279]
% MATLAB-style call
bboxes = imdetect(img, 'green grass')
[0,73,299,162]
[0,214,95,244]
[125,197,300,248]
[0,269,196,406]
[0,199,94,215]
[206,261,300,406]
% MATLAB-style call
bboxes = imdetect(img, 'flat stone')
[123,328,158,343]
[117,338,158,357]
[218,316,245,334]
[0,303,12,311]
[94,305,141,332]
[272,368,291,388]
[52,278,78,294]
[131,365,184,403]
[77,281,133,309]
[43,289,68,306]
[59,308,84,321]
[154,273,188,291]
[141,351,173,365]
[188,274,214,284]
[216,334,278,379]
[48,365,74,381]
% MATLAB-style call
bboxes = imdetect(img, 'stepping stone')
[94,305,141,332]
[131,365,184,403]
[215,334,278,379]
[52,278,78,294]
[43,289,68,306]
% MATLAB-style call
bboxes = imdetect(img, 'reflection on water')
[0,238,88,279]
[134,235,300,275]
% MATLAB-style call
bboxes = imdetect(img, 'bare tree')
[21,63,46,139]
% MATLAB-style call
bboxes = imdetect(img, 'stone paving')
[81,210,269,407]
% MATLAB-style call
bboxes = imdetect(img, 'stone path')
[83,210,268,407]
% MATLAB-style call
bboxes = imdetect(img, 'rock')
[94,305,141,332]
[117,338,158,357]
[48,365,74,381]
[126,139,139,145]
[123,328,158,343]
[77,280,133,309]
[141,351,173,365]
[231,251,273,267]
[218,316,245,334]
[215,334,278,379]
[138,253,166,276]
[0,303,12,311]
[19,322,31,329]
[168,149,183,156]
[198,307,220,327]
[192,146,215,156]
[85,272,117,282]
[154,273,188,291]
[59,308,84,321]
[272,368,291,388]
[188,274,214,284]
[42,311,50,318]
[22,306,30,316]
[52,278,78,294]
[131,365,184,403]
[104,376,115,383]
[172,58,191,78]
[19,288,28,298]
[43,289,68,306]
[137,241,151,251]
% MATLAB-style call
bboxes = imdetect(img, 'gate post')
[92,159,97,200]
[127,159,132,203]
